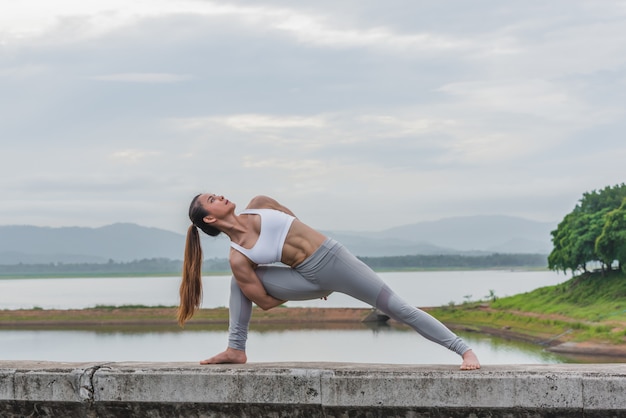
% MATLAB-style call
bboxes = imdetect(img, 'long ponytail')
[177,225,204,326]
[178,194,222,326]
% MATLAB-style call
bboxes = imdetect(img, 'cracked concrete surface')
[1,361,626,417]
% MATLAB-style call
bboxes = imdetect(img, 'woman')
[178,193,481,370]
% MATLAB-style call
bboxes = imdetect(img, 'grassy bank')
[426,270,626,350]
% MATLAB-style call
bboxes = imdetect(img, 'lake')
[2,327,576,365]
[0,270,566,310]
[3,270,605,365]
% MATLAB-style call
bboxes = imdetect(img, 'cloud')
[242,156,326,171]
[89,73,192,83]
[2,1,626,232]
[272,13,471,52]
[183,114,327,132]
[0,64,48,78]
[438,80,577,118]
[0,0,475,57]
[110,149,162,163]
[0,0,221,42]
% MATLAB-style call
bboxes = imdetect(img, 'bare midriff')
[280,219,327,268]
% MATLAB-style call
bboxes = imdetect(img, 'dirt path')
[0,307,374,327]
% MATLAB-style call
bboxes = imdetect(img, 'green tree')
[595,198,626,272]
[549,183,626,275]
[549,212,579,274]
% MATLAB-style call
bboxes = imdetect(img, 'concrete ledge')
[1,361,626,417]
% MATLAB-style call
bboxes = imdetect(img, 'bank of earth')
[0,307,624,359]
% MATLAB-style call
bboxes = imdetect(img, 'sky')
[1,1,625,233]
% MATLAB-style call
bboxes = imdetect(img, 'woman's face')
[199,193,235,222]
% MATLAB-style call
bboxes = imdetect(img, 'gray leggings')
[228,238,470,356]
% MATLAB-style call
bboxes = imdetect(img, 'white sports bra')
[230,208,295,264]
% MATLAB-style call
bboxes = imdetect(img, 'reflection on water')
[0,323,602,365]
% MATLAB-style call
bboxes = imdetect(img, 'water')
[0,328,570,365]
[1,270,586,365]
[0,270,566,310]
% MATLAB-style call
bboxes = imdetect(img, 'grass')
[426,270,626,346]
[491,269,626,321]
[0,305,372,331]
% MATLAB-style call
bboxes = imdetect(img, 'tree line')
[549,183,626,275]
[0,253,547,276]
[359,253,547,270]
[0,257,228,276]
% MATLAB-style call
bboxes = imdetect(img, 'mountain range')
[0,215,556,264]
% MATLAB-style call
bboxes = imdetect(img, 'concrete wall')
[1,361,625,417]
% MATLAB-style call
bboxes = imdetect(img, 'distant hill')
[333,215,555,255]
[0,223,195,264]
[0,215,555,264]
[321,231,458,257]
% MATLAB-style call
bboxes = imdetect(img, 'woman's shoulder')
[247,195,278,209]
[247,195,297,217]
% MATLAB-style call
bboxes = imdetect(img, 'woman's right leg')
[227,276,253,352]
[222,266,332,357]
[200,277,251,364]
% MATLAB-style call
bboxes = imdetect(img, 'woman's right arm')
[229,250,286,310]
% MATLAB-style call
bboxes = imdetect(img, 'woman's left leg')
[296,240,471,356]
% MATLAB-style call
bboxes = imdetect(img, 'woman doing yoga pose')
[178,193,481,370]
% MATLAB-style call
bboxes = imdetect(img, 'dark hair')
[188,194,220,237]
[177,194,221,326]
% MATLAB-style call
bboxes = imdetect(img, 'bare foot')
[460,349,481,370]
[200,347,247,364]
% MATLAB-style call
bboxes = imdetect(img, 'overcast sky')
[1,1,625,233]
